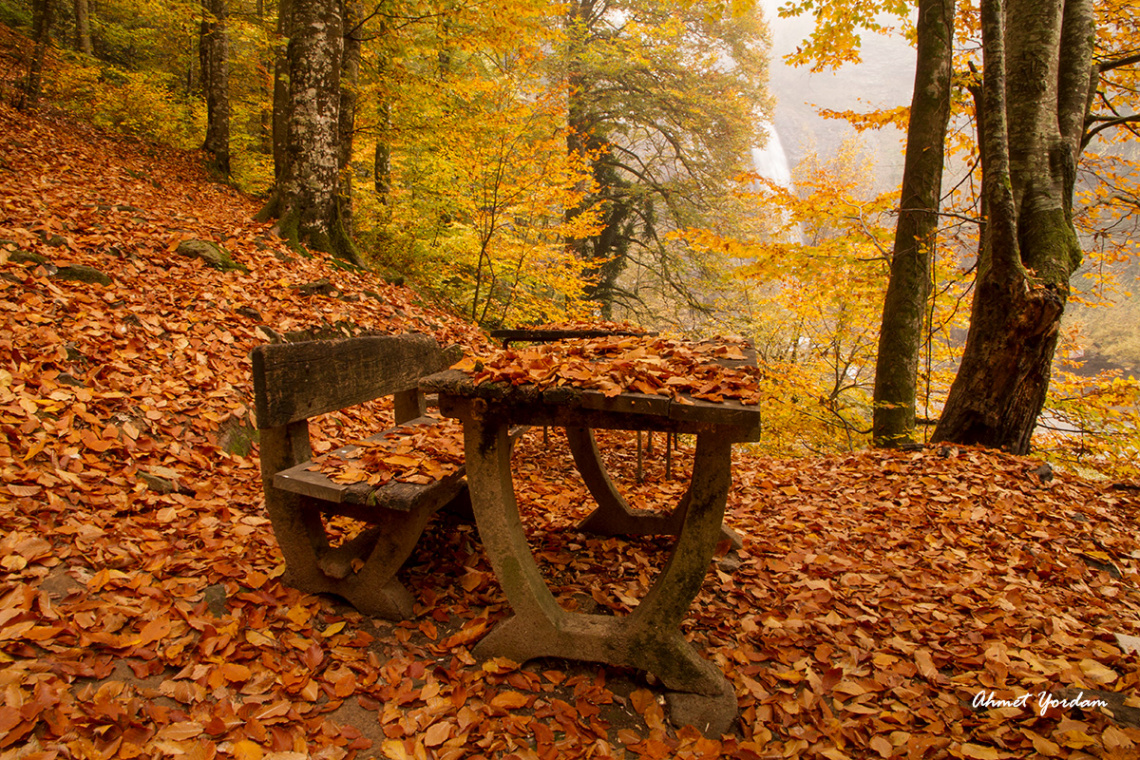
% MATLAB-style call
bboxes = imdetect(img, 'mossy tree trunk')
[872,0,955,447]
[932,0,1094,454]
[260,0,362,266]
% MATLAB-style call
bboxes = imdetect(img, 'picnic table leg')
[461,414,738,736]
[569,427,742,550]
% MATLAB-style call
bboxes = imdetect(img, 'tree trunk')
[337,0,362,235]
[271,0,293,182]
[74,0,93,56]
[19,0,54,110]
[872,0,954,447]
[374,101,392,202]
[200,0,232,176]
[372,8,392,208]
[259,0,362,265]
[563,0,633,317]
[256,0,274,154]
[932,0,1093,454]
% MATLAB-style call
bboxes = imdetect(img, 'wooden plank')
[276,461,466,514]
[273,416,462,508]
[490,328,655,346]
[252,334,457,428]
[573,389,672,417]
[667,398,762,441]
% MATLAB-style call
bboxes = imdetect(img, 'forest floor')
[3,102,1140,760]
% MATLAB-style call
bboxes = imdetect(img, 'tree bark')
[19,0,54,110]
[74,0,93,56]
[338,0,362,234]
[259,0,362,265]
[255,0,274,154]
[200,0,232,176]
[374,101,392,203]
[372,8,392,208]
[563,0,634,317]
[932,0,1092,454]
[872,0,955,447]
[271,0,293,182]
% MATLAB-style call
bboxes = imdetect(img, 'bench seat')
[273,416,466,514]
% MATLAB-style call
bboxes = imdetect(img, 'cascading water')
[752,0,794,188]
[750,122,792,187]
[750,121,804,243]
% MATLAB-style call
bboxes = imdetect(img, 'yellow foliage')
[360,11,600,328]
[49,59,200,149]
[1039,326,1140,478]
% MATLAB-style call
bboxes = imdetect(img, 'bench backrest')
[251,333,456,429]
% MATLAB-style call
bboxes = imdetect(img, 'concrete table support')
[568,426,743,550]
[423,359,761,737]
[447,401,740,735]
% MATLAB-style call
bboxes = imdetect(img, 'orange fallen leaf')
[423,721,452,747]
[491,691,530,710]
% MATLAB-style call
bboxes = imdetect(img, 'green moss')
[8,250,49,266]
[55,265,113,286]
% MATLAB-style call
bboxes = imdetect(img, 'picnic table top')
[421,334,762,440]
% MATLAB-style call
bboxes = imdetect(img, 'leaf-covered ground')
[2,103,1140,760]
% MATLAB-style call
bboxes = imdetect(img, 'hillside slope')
[3,104,1140,759]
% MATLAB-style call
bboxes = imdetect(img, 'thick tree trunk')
[74,0,93,56]
[19,0,54,110]
[200,0,232,176]
[932,0,1092,454]
[260,0,361,265]
[872,0,954,447]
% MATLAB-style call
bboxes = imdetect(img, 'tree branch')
[1096,52,1140,73]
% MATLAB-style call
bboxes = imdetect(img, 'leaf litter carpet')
[2,104,1140,759]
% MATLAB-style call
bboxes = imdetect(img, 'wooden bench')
[251,333,465,619]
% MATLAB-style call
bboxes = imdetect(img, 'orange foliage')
[2,71,1140,760]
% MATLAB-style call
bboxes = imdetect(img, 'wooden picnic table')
[420,332,761,735]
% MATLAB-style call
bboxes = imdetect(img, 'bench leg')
[264,489,432,619]
[318,506,436,619]
[261,423,432,620]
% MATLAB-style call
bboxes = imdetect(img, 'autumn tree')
[363,4,598,328]
[200,0,231,176]
[337,0,362,233]
[271,0,293,180]
[259,0,362,265]
[560,0,770,319]
[871,0,954,447]
[18,0,54,110]
[930,0,1094,452]
[673,141,913,454]
[74,0,93,55]
[782,0,1138,455]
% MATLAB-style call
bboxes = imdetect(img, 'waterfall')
[750,122,793,187]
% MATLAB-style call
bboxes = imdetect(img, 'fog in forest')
[759,3,1140,378]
